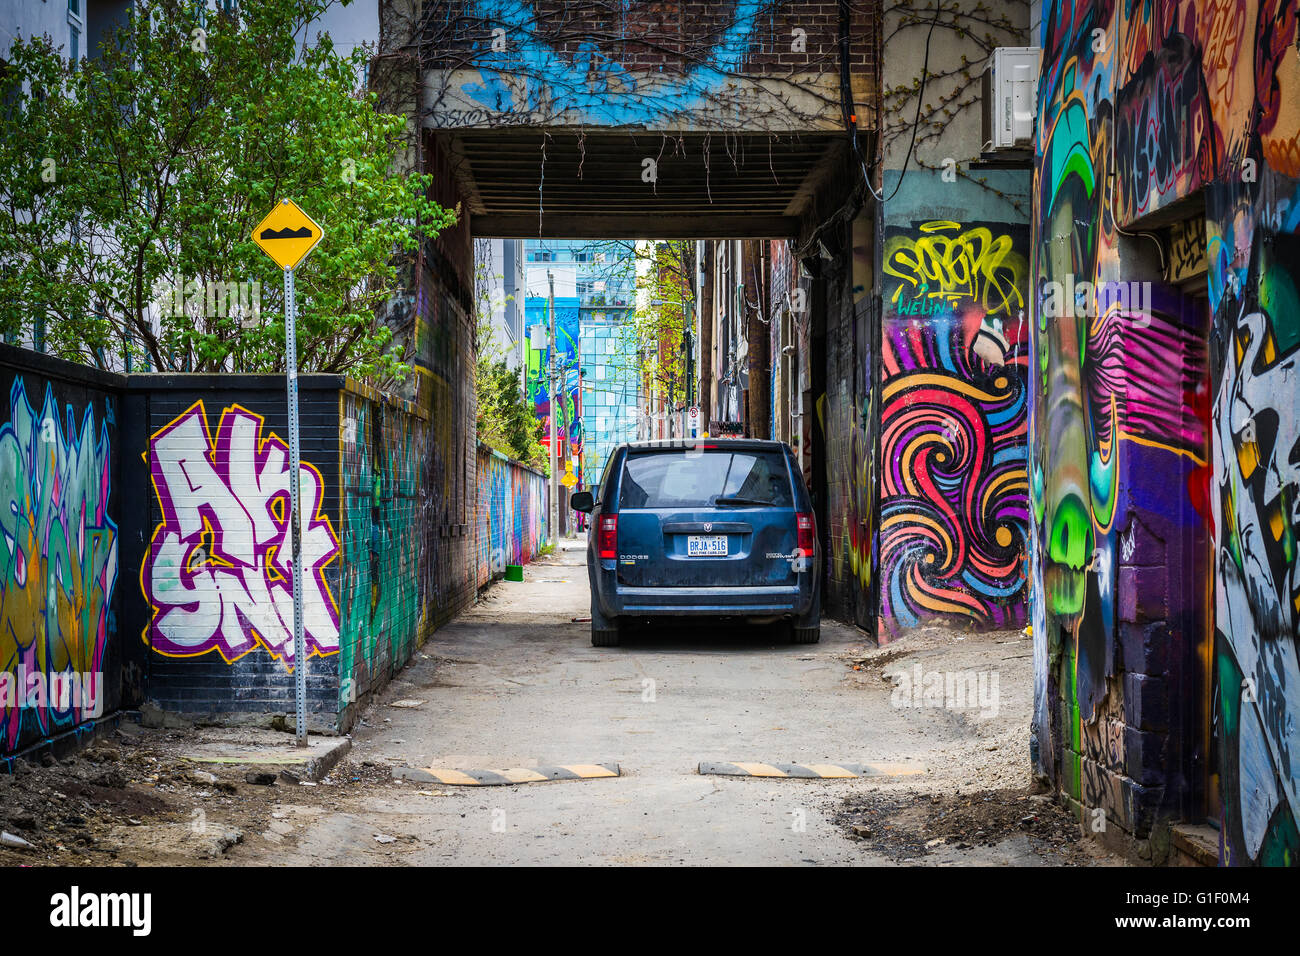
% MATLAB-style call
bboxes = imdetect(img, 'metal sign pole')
[547,271,558,545]
[284,265,307,747]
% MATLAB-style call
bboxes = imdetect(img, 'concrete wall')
[875,170,1032,640]
[1032,0,1299,865]
[0,346,132,759]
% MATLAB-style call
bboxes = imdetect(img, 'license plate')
[687,535,728,557]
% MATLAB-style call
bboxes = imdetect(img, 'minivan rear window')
[619,450,793,509]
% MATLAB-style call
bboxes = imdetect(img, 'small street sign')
[252,199,324,271]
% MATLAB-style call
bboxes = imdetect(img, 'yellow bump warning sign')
[252,198,324,271]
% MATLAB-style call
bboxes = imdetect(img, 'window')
[619,450,793,509]
[69,25,80,65]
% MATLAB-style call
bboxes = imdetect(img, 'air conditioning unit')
[981,47,1039,150]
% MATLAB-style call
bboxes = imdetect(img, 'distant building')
[474,238,525,372]
[522,240,636,487]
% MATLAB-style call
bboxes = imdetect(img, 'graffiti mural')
[1034,0,1298,862]
[525,299,583,461]
[143,401,340,668]
[0,378,117,754]
[878,219,1031,637]
[338,393,428,708]
[476,444,547,588]
[1209,178,1300,866]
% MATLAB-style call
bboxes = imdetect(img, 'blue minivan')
[570,439,821,646]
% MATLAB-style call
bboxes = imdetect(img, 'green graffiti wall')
[338,388,430,715]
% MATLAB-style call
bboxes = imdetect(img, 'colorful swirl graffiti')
[879,220,1031,637]
[142,402,340,668]
[0,378,117,754]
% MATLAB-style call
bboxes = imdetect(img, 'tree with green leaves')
[473,257,546,471]
[0,0,455,379]
[624,240,695,431]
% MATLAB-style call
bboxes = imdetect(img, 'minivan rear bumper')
[599,580,816,618]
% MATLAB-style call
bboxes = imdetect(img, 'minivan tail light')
[598,515,618,560]
[796,513,815,556]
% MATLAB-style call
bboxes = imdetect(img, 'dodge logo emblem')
[703,522,712,533]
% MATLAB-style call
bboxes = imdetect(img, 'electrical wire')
[855,1,941,205]
[795,1,941,259]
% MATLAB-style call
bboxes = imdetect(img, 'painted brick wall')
[417,260,480,632]
[475,443,548,589]
[425,1,875,74]
[127,376,345,726]
[337,385,432,729]
[0,248,498,748]
[0,345,135,760]
[1033,0,1299,864]
[421,0,876,129]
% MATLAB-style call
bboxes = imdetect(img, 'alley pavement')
[223,539,1117,866]
[0,539,1121,867]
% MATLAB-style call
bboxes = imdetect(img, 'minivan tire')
[791,625,820,644]
[592,626,621,647]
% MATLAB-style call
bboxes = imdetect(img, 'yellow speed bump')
[698,761,925,779]
[394,763,621,786]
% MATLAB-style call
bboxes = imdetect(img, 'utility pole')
[548,271,558,544]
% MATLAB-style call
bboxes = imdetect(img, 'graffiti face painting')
[1034,0,1299,863]
[142,402,339,668]
[0,378,117,753]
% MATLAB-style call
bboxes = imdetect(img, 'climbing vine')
[878,0,1031,214]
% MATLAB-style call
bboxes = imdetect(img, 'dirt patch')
[842,644,916,679]
[0,730,402,867]
[0,741,178,865]
[832,788,1113,864]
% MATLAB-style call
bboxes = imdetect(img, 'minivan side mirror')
[570,491,595,513]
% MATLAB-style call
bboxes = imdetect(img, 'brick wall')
[421,0,875,129]
[1033,0,1300,864]
[337,384,433,730]
[425,1,875,74]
